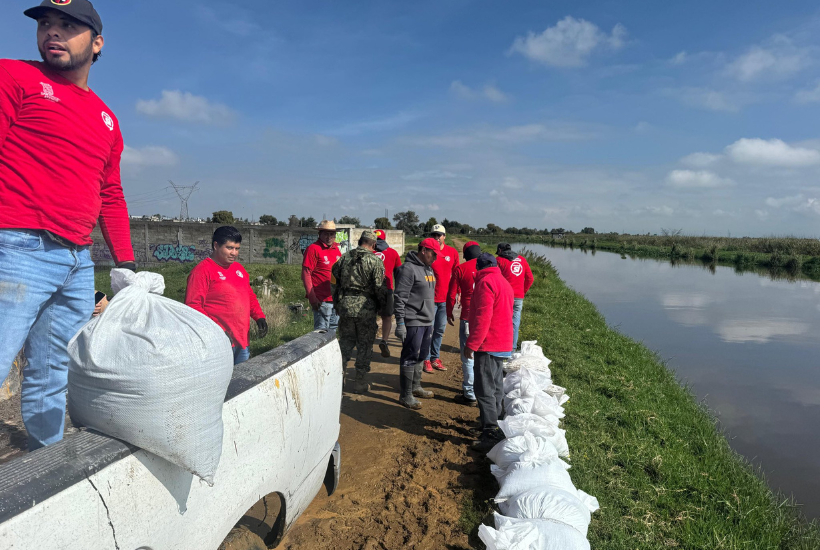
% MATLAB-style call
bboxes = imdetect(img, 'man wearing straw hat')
[302,220,342,331]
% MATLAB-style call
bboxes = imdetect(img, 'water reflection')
[517,244,820,518]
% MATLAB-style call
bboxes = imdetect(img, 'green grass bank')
[94,263,314,356]
[462,252,820,548]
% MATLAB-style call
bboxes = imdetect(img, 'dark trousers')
[474,352,504,432]
[400,325,433,368]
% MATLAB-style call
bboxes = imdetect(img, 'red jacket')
[185,258,265,349]
[0,60,133,263]
[447,258,478,319]
[431,244,460,303]
[497,255,534,299]
[466,267,514,353]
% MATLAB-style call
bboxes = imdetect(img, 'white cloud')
[136,90,236,124]
[632,205,674,216]
[668,88,743,112]
[404,122,595,148]
[765,194,804,208]
[509,16,627,67]
[450,80,509,102]
[314,135,337,146]
[401,170,471,181]
[726,138,820,167]
[717,319,809,343]
[681,152,723,167]
[755,209,770,220]
[670,51,687,65]
[196,6,260,36]
[795,81,820,103]
[327,112,420,136]
[503,176,523,189]
[725,36,809,82]
[634,121,652,133]
[666,169,734,189]
[121,145,178,168]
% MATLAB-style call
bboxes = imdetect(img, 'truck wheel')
[218,526,268,550]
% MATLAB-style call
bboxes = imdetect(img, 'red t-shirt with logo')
[374,246,402,289]
[184,258,265,349]
[431,244,460,303]
[303,240,342,302]
[0,60,133,263]
[497,255,535,299]
[447,258,478,319]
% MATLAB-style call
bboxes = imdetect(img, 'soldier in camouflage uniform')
[332,230,387,394]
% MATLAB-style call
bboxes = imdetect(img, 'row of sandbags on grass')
[478,342,600,550]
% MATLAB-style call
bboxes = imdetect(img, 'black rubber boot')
[412,361,434,399]
[399,364,421,409]
[353,370,369,394]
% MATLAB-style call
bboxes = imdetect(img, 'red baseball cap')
[374,229,386,240]
[463,241,479,252]
[420,238,439,251]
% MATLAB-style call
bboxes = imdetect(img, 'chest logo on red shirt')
[101,111,114,131]
[236,270,244,278]
[375,252,386,261]
[323,255,331,265]
[40,82,60,103]
[217,271,227,280]
[445,256,451,262]
[511,260,523,276]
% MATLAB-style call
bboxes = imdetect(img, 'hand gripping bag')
[498,486,600,537]
[492,459,576,502]
[68,269,234,485]
[478,513,590,550]
[497,414,570,459]
[487,432,562,470]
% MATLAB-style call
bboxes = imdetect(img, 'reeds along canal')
[517,243,820,519]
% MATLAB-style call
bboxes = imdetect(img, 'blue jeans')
[512,298,524,352]
[425,302,447,361]
[0,229,94,450]
[233,346,250,365]
[313,301,339,332]
[459,320,475,400]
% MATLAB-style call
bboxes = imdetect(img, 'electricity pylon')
[169,180,199,221]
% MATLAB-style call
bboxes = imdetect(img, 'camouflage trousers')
[338,315,378,374]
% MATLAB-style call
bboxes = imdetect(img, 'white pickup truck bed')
[0,330,343,550]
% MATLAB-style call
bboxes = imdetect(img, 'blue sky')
[5,0,820,235]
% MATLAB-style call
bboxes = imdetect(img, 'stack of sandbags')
[479,343,599,550]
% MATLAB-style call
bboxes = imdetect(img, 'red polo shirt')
[431,243,460,303]
[185,258,265,349]
[374,246,402,289]
[303,240,341,302]
[0,60,133,263]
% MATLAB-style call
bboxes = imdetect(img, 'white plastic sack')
[478,513,590,550]
[503,367,553,396]
[545,384,569,405]
[487,432,561,470]
[497,414,570,459]
[68,269,234,485]
[504,391,565,421]
[492,460,576,502]
[505,341,552,374]
[498,487,599,537]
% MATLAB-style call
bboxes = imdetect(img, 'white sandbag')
[68,269,234,485]
[504,391,564,421]
[503,367,552,395]
[492,460,576,502]
[478,513,590,550]
[487,432,561,469]
[545,384,569,405]
[497,415,570,459]
[498,487,598,536]
[505,341,551,374]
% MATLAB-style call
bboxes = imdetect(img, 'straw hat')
[317,220,337,231]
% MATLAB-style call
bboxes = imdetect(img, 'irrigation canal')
[516,243,820,519]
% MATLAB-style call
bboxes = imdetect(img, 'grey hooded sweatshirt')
[393,250,436,326]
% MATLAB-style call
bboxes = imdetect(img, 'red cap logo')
[374,229,386,240]
[51,0,72,5]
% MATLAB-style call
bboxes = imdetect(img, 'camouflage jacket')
[331,247,387,318]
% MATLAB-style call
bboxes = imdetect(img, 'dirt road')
[280,316,493,550]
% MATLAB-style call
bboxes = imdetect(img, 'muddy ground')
[280,321,494,550]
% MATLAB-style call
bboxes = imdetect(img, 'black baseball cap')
[24,0,103,35]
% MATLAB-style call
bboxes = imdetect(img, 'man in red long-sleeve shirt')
[373,229,402,357]
[0,1,134,449]
[185,226,267,365]
[465,253,514,452]
[446,241,482,405]
[302,219,342,331]
[496,243,534,351]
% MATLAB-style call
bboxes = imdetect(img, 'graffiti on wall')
[296,234,314,253]
[153,243,196,262]
[262,237,288,263]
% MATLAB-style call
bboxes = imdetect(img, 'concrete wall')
[90,221,405,267]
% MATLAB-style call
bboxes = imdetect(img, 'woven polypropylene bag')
[68,269,233,484]
[498,486,599,537]
[478,513,590,550]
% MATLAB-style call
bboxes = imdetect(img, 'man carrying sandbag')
[465,253,514,452]
[0,0,134,449]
